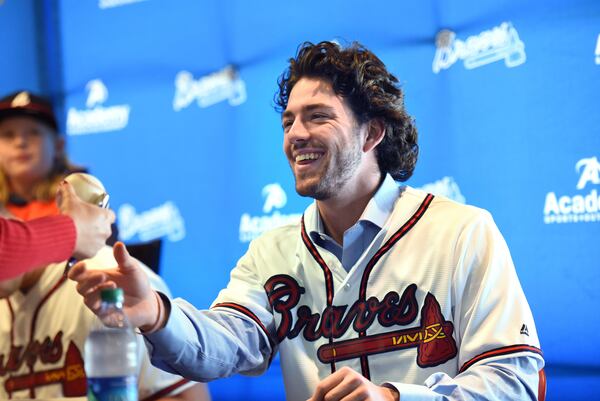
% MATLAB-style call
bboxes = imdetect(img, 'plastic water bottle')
[84,288,138,401]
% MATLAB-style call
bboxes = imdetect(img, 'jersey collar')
[308,173,402,236]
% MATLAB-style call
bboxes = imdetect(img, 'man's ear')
[363,119,385,153]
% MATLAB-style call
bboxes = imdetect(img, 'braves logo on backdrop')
[544,156,600,224]
[432,22,526,73]
[173,66,247,111]
[118,201,186,242]
[265,275,457,368]
[0,332,86,396]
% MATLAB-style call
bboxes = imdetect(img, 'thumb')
[113,242,138,273]
[56,180,76,209]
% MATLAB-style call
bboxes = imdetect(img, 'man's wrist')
[139,291,167,333]
[381,383,400,401]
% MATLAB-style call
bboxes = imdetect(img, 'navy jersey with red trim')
[210,186,544,400]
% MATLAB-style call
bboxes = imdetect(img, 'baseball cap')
[0,91,58,132]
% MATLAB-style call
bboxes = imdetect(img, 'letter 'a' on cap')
[0,91,58,132]
[100,288,124,304]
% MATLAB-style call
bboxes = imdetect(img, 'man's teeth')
[296,153,321,162]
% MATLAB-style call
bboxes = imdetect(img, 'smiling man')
[70,41,545,401]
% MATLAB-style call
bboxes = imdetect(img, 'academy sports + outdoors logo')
[66,79,130,135]
[239,183,301,243]
[173,66,246,111]
[544,156,600,224]
[433,22,526,73]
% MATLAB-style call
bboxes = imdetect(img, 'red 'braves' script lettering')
[0,332,63,376]
[265,275,418,342]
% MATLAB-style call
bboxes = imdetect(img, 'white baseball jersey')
[207,186,544,400]
[0,246,192,400]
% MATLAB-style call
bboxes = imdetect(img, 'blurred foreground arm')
[0,214,75,278]
[0,181,115,279]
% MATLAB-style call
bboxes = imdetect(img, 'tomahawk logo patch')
[1,333,87,397]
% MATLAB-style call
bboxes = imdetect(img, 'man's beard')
[294,137,362,200]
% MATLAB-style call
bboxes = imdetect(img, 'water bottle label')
[87,375,137,401]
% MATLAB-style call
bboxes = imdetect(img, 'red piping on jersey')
[300,216,335,308]
[30,274,68,345]
[459,344,544,373]
[300,215,336,373]
[357,193,435,379]
[141,378,190,401]
[538,368,546,401]
[212,301,278,364]
[299,194,435,378]
[6,299,15,346]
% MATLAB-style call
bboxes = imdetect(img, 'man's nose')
[287,119,310,143]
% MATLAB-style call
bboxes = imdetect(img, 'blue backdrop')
[1,1,599,400]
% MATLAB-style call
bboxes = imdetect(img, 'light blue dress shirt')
[309,174,400,271]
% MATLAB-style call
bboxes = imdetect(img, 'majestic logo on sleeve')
[265,275,457,368]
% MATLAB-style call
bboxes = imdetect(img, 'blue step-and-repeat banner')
[1,0,599,400]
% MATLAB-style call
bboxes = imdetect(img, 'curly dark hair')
[275,41,418,181]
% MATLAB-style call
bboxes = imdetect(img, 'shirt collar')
[360,173,401,229]
[312,173,401,235]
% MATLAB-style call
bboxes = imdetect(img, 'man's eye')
[311,113,328,120]
[282,121,293,130]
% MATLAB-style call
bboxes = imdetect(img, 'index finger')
[308,369,345,401]
[67,260,89,282]
[68,261,109,296]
